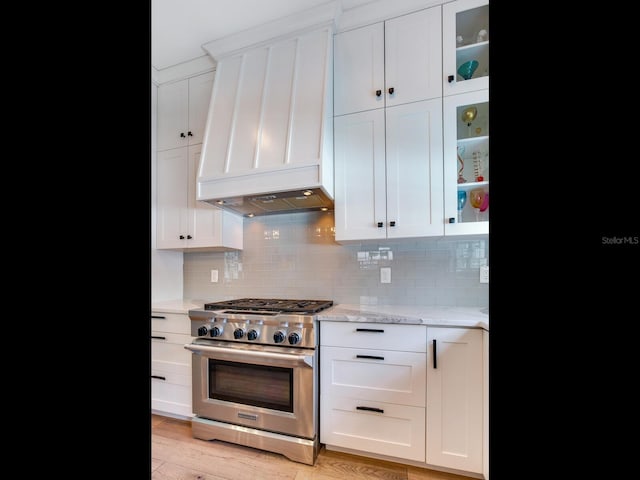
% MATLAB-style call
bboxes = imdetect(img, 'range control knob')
[288,332,301,345]
[210,326,223,337]
[197,326,208,336]
[233,328,245,339]
[247,329,259,341]
[273,331,286,343]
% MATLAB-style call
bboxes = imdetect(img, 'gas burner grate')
[204,298,333,314]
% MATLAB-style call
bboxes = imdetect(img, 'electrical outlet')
[479,265,489,283]
[380,267,391,283]
[210,269,219,283]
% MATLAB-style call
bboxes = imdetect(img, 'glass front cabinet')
[443,88,489,235]
[443,0,489,96]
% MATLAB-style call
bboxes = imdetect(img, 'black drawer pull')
[433,339,437,369]
[355,328,385,333]
[356,406,384,414]
[151,375,166,381]
[151,315,166,319]
[356,355,385,360]
[151,335,166,340]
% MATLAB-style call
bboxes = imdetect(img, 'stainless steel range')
[185,298,333,465]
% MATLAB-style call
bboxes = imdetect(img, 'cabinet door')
[426,327,483,473]
[186,145,222,248]
[157,79,189,151]
[187,72,214,145]
[156,148,189,249]
[334,109,387,242]
[385,6,442,107]
[442,0,489,96]
[443,88,489,235]
[385,99,444,238]
[334,22,384,116]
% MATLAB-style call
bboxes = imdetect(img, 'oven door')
[185,339,317,439]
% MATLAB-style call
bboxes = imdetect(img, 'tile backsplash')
[184,211,488,307]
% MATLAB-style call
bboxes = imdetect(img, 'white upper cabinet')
[334,6,442,116]
[157,72,214,151]
[334,98,443,241]
[442,0,489,96]
[156,144,243,251]
[197,26,334,201]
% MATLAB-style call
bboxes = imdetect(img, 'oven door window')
[208,359,294,412]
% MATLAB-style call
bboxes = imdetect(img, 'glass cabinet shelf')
[458,135,488,145]
[457,181,488,191]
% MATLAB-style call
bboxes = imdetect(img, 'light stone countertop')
[317,304,489,330]
[151,300,489,331]
[151,299,207,315]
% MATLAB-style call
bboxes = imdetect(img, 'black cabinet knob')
[449,217,455,223]
[388,87,394,94]
[377,222,384,228]
[375,89,382,97]
[180,132,186,138]
[187,131,193,136]
[448,75,454,83]
[179,235,185,239]
[389,221,396,227]
[187,235,192,239]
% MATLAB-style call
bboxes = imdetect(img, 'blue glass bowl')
[457,60,479,80]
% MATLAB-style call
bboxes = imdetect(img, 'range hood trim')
[197,164,331,204]
[203,187,334,217]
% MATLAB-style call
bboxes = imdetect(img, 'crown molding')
[336,0,443,32]
[202,1,339,60]
[154,55,216,85]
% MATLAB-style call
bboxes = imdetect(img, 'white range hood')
[196,4,336,217]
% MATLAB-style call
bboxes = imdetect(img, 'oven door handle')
[184,343,314,368]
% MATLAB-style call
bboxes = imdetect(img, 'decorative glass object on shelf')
[457,60,478,80]
[455,5,489,80]
[469,188,488,221]
[457,190,467,223]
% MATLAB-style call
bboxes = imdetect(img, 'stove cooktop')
[203,298,333,314]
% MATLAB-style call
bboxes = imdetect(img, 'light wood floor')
[151,414,475,480]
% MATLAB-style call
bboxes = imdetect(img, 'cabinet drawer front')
[321,322,426,352]
[151,382,192,411]
[320,395,425,462]
[151,360,191,381]
[151,367,191,387]
[151,312,191,334]
[321,346,425,406]
[151,339,193,364]
[151,331,193,346]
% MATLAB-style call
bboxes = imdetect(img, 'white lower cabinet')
[151,311,194,418]
[320,322,427,462]
[320,322,487,478]
[426,327,484,474]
